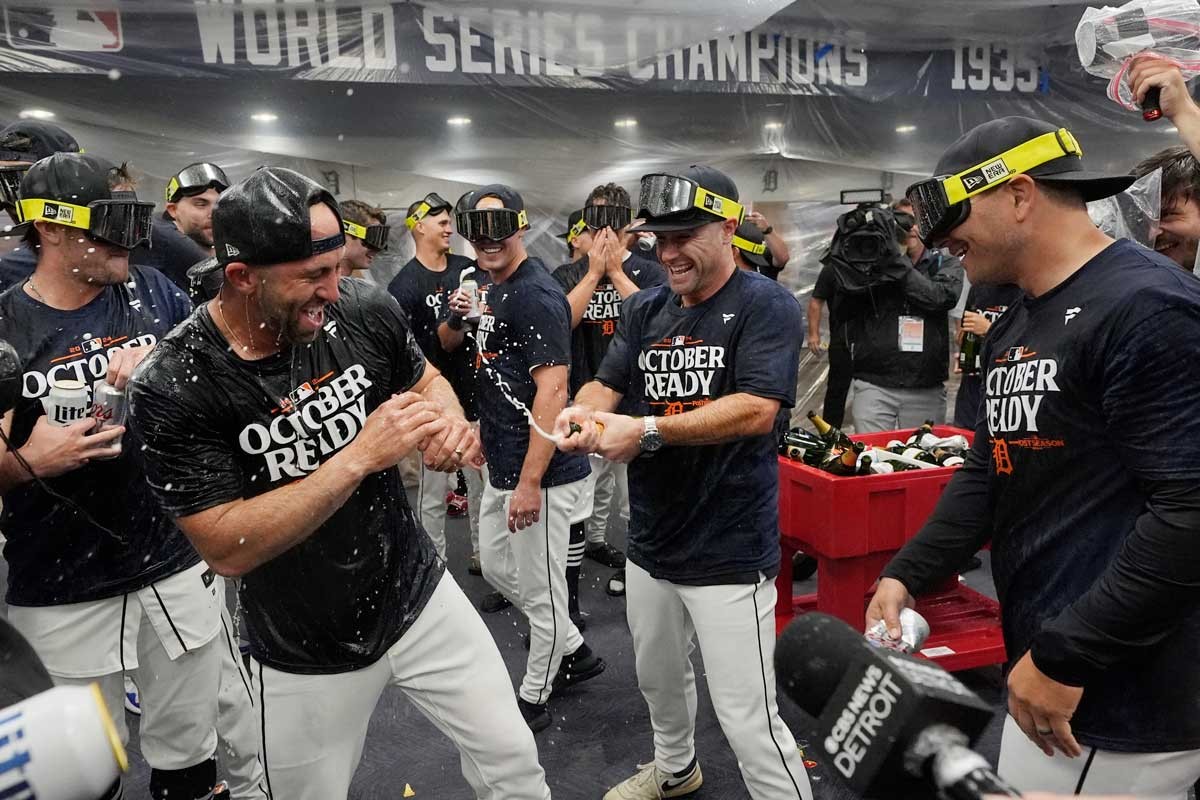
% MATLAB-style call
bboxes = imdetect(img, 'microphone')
[775,613,1020,799]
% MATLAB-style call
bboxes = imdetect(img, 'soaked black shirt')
[596,269,802,584]
[0,266,198,606]
[387,254,477,419]
[129,279,443,674]
[885,240,1200,752]
[552,251,666,397]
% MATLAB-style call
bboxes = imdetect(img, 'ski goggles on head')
[906,128,1083,246]
[405,192,452,229]
[732,235,766,256]
[343,220,390,251]
[565,216,587,245]
[456,207,528,243]
[166,163,229,204]
[0,165,27,211]
[19,195,154,250]
[582,204,632,231]
[637,173,745,224]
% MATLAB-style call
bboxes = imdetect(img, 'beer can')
[865,607,931,654]
[41,378,90,427]
[91,380,127,459]
[0,683,128,800]
[459,279,481,321]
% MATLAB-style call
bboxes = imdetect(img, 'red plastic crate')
[778,426,971,559]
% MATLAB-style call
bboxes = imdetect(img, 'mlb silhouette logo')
[289,382,315,406]
[672,336,685,346]
[6,6,123,51]
[80,337,102,353]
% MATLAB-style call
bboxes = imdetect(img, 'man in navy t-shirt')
[871,116,1200,795]
[556,166,812,800]
[463,185,605,734]
[0,152,226,800]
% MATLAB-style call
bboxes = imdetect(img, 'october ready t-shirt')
[130,279,443,674]
[596,268,802,584]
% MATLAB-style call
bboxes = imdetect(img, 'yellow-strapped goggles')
[343,219,390,251]
[906,128,1083,245]
[566,217,588,245]
[456,208,528,243]
[19,197,154,250]
[405,192,452,230]
[638,174,745,225]
[732,235,766,256]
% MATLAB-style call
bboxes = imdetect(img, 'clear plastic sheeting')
[1076,0,1200,111]
[1087,167,1162,248]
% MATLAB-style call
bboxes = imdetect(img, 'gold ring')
[454,449,464,458]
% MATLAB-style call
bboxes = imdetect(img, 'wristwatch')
[762,226,774,235]
[639,416,664,453]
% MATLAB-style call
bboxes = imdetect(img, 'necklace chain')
[25,277,44,302]
[216,299,253,354]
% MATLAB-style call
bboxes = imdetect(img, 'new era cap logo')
[225,244,240,257]
[963,176,985,190]
[960,158,1010,194]
[41,202,73,223]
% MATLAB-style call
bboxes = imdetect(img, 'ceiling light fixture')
[895,124,918,133]
[614,118,638,128]
[764,121,784,130]
[251,112,278,122]
[447,116,472,126]
[18,109,54,120]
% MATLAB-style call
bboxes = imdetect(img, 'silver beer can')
[865,607,931,654]
[91,379,127,458]
[42,378,90,427]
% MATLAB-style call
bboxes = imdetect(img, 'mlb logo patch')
[289,382,315,406]
[5,6,123,51]
[672,335,685,346]
[80,337,102,353]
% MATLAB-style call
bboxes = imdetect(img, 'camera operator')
[825,201,963,432]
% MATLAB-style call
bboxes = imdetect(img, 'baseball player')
[129,168,551,800]
[388,191,484,569]
[461,185,606,732]
[0,153,226,800]
[556,166,813,800]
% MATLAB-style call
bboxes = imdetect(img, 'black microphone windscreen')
[775,612,869,717]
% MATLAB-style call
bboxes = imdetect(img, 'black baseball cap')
[933,116,1134,202]
[631,165,742,233]
[557,209,584,240]
[473,184,525,212]
[213,167,345,267]
[0,121,79,164]
[732,222,770,269]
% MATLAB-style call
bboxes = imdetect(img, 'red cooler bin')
[775,426,1006,671]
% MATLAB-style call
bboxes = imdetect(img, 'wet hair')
[586,182,631,207]
[342,199,386,226]
[1133,145,1200,209]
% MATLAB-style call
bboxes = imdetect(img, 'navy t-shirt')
[886,239,1200,752]
[132,217,211,293]
[552,250,666,397]
[474,259,589,491]
[596,268,802,584]
[0,265,198,606]
[387,254,478,419]
[129,279,443,674]
[0,242,36,295]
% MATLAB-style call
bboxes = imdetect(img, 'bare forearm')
[806,299,823,339]
[766,232,789,268]
[609,269,639,299]
[420,373,465,419]
[566,274,602,328]
[574,380,623,413]
[519,387,563,485]
[179,445,369,576]
[655,393,779,446]
[437,320,468,352]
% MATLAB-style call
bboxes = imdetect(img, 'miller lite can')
[91,380,127,459]
[459,278,481,322]
[41,378,90,427]
[865,607,931,654]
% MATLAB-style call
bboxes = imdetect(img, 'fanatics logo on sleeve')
[1064,306,1081,325]
[721,313,735,324]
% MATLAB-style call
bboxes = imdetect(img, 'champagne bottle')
[856,455,875,476]
[905,420,936,446]
[959,331,981,375]
[822,442,865,476]
[780,430,828,466]
[902,447,940,465]
[807,410,854,449]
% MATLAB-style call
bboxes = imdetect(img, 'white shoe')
[603,759,702,799]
